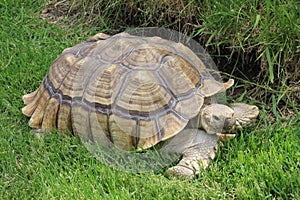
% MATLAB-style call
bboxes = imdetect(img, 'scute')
[158,55,200,96]
[57,102,72,132]
[174,95,204,119]
[89,110,111,146]
[94,35,138,63]
[109,114,137,150]
[158,111,188,141]
[41,97,59,131]
[48,53,79,90]
[59,56,102,98]
[122,45,171,70]
[114,71,172,117]
[83,63,128,108]
[22,32,232,151]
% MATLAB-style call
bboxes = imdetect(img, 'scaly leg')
[163,129,218,179]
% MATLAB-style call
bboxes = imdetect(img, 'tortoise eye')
[213,115,220,120]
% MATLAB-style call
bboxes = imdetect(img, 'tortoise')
[22,32,259,179]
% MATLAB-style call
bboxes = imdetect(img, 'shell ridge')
[135,119,140,148]
[49,53,79,93]
[155,117,163,141]
[41,96,60,130]
[46,73,75,105]
[87,107,95,143]
[80,62,106,102]
[111,71,132,113]
[22,80,46,117]
[154,54,174,72]
[45,74,55,96]
[106,113,113,144]
[153,70,177,100]
[22,88,38,105]
[52,93,62,130]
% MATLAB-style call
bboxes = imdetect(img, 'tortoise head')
[199,103,259,135]
[199,104,236,134]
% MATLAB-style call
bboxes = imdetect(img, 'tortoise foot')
[165,165,196,180]
[165,158,203,180]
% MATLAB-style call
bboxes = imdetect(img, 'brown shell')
[22,32,233,150]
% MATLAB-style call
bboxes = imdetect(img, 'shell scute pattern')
[22,32,226,150]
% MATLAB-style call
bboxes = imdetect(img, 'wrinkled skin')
[200,103,259,135]
[165,103,259,180]
[230,103,260,129]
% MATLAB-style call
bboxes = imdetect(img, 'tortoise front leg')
[163,129,218,180]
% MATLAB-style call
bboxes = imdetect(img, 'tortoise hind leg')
[164,129,218,180]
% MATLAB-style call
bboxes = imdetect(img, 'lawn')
[0,0,299,199]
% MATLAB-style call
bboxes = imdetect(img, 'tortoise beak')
[224,117,235,128]
[217,133,236,141]
[223,117,236,133]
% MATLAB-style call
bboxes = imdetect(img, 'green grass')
[0,0,299,199]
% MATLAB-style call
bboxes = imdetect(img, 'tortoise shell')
[22,32,231,150]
